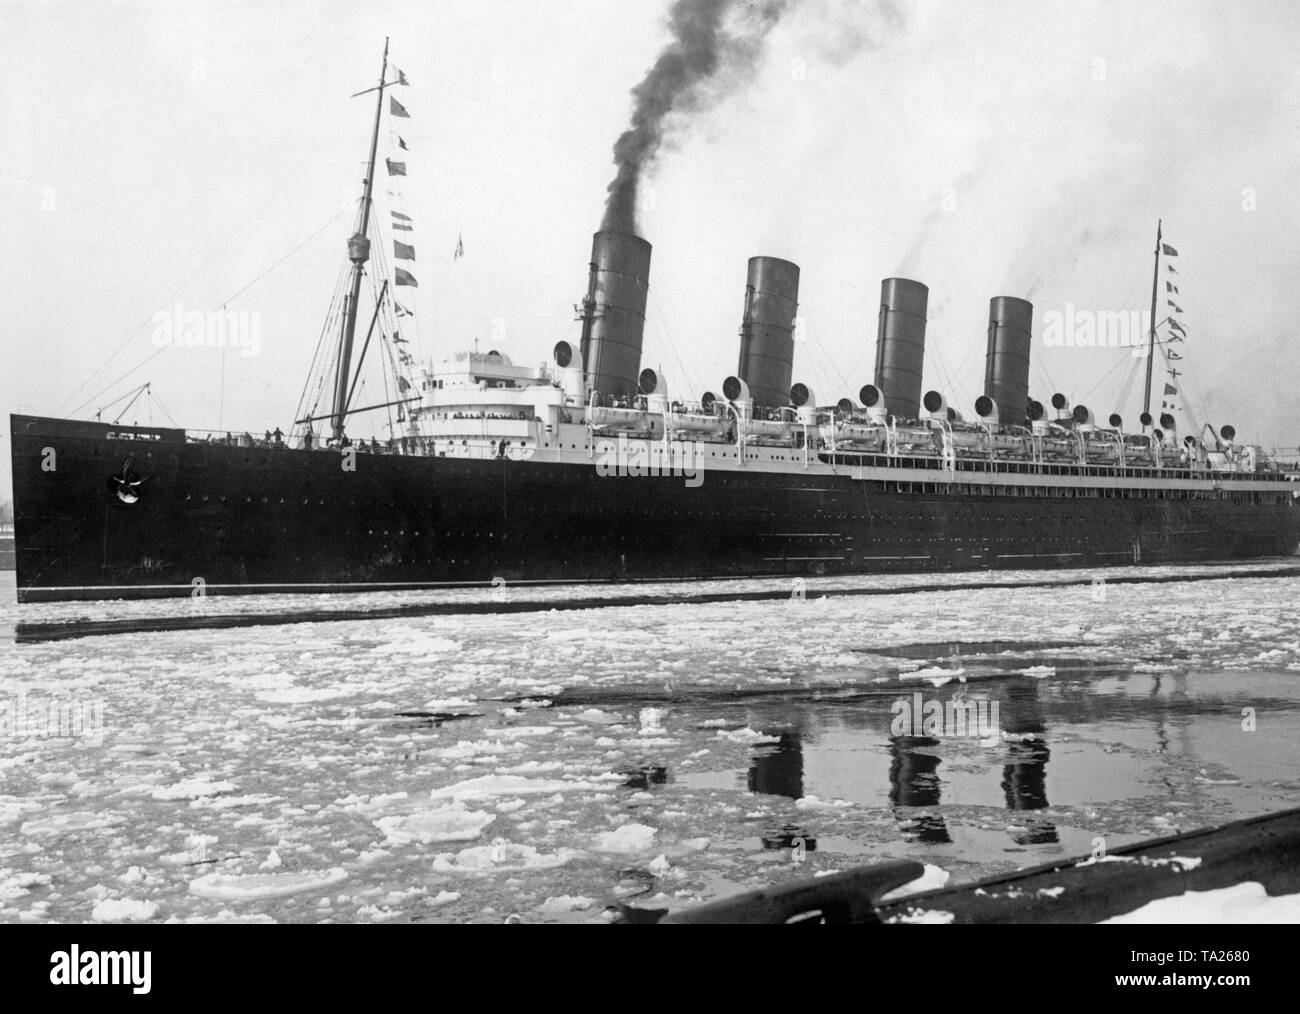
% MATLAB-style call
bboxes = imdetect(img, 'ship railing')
[399,436,535,461]
[818,448,1300,488]
[174,417,1297,484]
[434,409,533,421]
[185,428,289,449]
[180,424,551,461]
[586,391,649,411]
[424,416,537,444]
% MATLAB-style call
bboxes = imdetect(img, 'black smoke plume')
[601,0,793,235]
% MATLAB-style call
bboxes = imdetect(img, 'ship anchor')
[107,457,149,504]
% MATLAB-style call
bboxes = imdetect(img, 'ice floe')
[91,898,158,922]
[20,812,122,835]
[373,805,496,845]
[429,774,615,800]
[189,868,348,901]
[592,823,658,854]
[715,727,780,744]
[152,776,237,801]
[430,843,576,874]
[539,895,596,912]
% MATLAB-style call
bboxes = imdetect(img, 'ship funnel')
[874,278,929,420]
[975,395,999,422]
[579,231,652,402]
[737,257,800,410]
[553,340,586,403]
[985,297,1033,425]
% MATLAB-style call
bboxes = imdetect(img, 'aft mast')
[1141,219,1162,420]
[331,39,392,443]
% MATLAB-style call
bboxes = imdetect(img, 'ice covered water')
[1,564,1299,923]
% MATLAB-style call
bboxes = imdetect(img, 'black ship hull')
[10,414,1300,601]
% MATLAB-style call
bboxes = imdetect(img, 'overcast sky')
[4,0,1299,498]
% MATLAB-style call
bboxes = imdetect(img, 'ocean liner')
[9,44,1300,602]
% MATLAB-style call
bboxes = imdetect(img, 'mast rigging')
[1142,219,1162,420]
[330,38,394,443]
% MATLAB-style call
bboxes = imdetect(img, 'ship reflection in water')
[747,731,804,800]
[889,740,953,845]
[696,653,1299,864]
[743,679,1058,849]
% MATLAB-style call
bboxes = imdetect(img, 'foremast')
[1141,219,1163,420]
[331,39,392,443]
